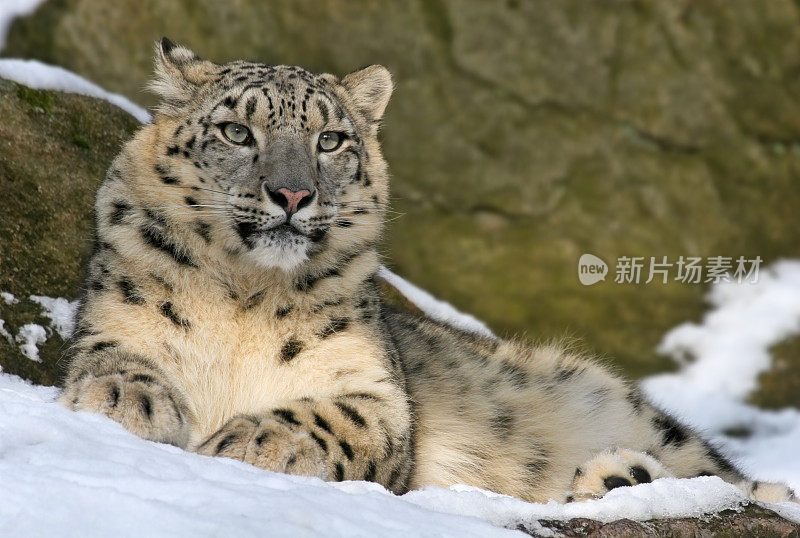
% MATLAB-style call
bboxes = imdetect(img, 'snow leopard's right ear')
[149,38,217,114]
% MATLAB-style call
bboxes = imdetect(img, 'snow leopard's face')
[148,39,392,272]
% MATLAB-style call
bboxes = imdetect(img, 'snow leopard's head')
[142,38,392,272]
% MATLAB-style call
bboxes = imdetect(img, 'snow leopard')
[61,38,796,505]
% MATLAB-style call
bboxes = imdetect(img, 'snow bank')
[650,260,800,400]
[378,266,494,337]
[0,59,151,123]
[643,260,800,494]
[4,372,790,538]
[403,478,754,533]
[0,0,45,51]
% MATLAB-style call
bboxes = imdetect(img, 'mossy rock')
[4,1,800,394]
[0,78,139,385]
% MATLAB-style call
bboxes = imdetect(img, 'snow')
[650,260,800,400]
[0,0,45,51]
[14,323,46,361]
[403,478,754,532]
[0,59,151,123]
[30,294,79,340]
[378,266,494,337]
[2,291,19,304]
[642,260,800,494]
[1,372,787,538]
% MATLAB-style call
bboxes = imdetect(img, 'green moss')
[16,85,54,114]
[72,135,90,149]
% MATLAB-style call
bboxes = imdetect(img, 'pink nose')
[273,188,313,215]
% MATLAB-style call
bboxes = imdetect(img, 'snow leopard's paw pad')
[739,480,799,504]
[568,448,674,501]
[196,413,327,479]
[61,372,191,447]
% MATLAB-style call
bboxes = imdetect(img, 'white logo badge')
[578,254,608,286]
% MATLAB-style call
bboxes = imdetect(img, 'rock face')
[524,504,799,537]
[0,78,138,384]
[5,1,800,387]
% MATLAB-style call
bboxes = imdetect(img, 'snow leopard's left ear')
[149,38,217,114]
[340,65,393,124]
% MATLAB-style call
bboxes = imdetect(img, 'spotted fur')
[61,39,797,504]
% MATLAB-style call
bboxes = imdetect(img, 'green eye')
[221,122,251,144]
[318,131,343,152]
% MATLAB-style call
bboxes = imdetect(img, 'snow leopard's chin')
[244,235,310,272]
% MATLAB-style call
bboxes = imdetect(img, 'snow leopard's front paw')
[568,448,674,502]
[61,372,192,448]
[196,413,327,479]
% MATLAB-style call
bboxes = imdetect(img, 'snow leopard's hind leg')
[566,394,798,503]
[569,442,798,504]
